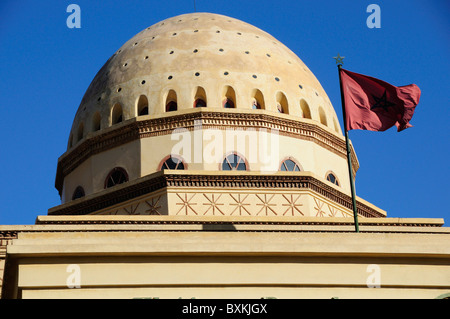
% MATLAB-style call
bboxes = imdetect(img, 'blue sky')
[0,0,449,225]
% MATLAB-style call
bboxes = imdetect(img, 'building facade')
[1,13,449,299]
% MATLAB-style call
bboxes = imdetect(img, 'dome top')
[67,12,341,149]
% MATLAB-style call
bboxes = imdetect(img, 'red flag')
[340,68,421,132]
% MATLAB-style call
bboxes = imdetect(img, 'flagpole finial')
[333,53,345,66]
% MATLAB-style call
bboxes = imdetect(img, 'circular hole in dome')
[169,50,174,54]
[224,71,229,75]
[315,92,319,96]
[245,51,250,54]
[266,53,271,57]
[194,18,198,20]
[123,63,128,67]
[97,97,101,102]
[168,75,173,80]
[117,88,122,92]
[194,30,198,32]
[275,77,280,82]
[288,61,292,64]
[152,36,155,40]
[141,80,146,85]
[134,42,138,46]
[216,30,220,33]
[172,33,177,36]
[255,35,259,38]
[252,75,257,79]
[299,84,303,89]
[193,49,198,53]
[144,56,149,60]
[237,32,242,35]
[219,48,224,52]
[195,72,200,76]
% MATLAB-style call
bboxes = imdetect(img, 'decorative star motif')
[229,194,251,216]
[145,196,162,215]
[313,198,326,217]
[255,194,277,216]
[203,193,225,215]
[176,193,197,215]
[371,90,396,112]
[333,53,345,65]
[282,194,304,216]
[123,203,140,215]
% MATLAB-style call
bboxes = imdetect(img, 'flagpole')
[334,54,360,233]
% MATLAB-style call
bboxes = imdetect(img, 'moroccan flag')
[340,68,421,132]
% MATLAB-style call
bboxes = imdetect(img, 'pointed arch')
[77,122,84,142]
[111,103,123,125]
[165,90,178,112]
[276,91,288,114]
[72,186,85,200]
[251,89,265,109]
[137,95,149,116]
[333,118,340,133]
[318,106,327,126]
[222,85,236,108]
[92,112,101,132]
[193,86,207,108]
[300,99,311,119]
[68,133,73,149]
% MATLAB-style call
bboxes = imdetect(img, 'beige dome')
[56,12,356,205]
[67,12,341,148]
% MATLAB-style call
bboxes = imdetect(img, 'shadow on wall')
[202,223,237,231]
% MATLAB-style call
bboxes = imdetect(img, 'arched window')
[194,99,206,107]
[72,186,85,200]
[166,90,178,112]
[326,172,339,186]
[137,95,149,116]
[223,98,234,108]
[77,122,84,142]
[276,91,288,114]
[104,167,129,189]
[222,153,248,171]
[319,106,327,126]
[194,86,207,108]
[111,103,123,124]
[252,89,265,109]
[159,155,186,170]
[280,158,301,171]
[92,112,101,132]
[68,133,73,149]
[222,86,236,108]
[300,99,311,119]
[166,101,178,112]
[333,118,340,134]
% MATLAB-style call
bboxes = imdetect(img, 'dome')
[68,12,340,147]
[56,12,357,205]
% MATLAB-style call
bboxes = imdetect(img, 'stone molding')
[49,171,383,218]
[55,110,359,194]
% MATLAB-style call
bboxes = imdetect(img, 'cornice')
[55,110,359,194]
[49,171,383,218]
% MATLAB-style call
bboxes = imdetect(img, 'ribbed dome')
[67,12,341,149]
